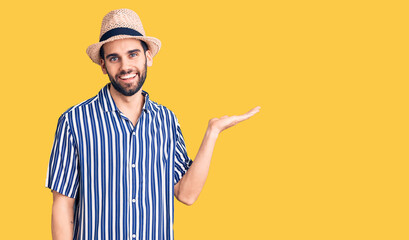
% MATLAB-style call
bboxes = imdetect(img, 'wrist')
[206,126,220,139]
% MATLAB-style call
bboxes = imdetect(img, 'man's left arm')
[174,106,261,205]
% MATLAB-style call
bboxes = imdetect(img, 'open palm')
[209,106,261,134]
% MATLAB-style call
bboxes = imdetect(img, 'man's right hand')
[51,191,75,240]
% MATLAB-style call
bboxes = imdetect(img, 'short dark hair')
[99,39,149,60]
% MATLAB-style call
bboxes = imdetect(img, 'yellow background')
[0,0,408,239]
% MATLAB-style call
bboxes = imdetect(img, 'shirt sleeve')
[174,119,193,185]
[45,114,79,198]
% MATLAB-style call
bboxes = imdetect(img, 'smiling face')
[100,38,153,96]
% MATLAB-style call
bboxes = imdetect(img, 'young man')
[45,9,260,240]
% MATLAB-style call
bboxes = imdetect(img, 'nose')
[120,58,132,73]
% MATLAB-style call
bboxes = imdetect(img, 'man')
[45,9,260,240]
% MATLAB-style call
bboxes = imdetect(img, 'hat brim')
[86,35,161,64]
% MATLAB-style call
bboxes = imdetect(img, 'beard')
[106,61,147,97]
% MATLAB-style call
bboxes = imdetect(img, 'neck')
[109,84,145,114]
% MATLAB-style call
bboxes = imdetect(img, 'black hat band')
[99,27,143,42]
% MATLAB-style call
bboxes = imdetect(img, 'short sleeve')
[45,114,79,198]
[174,119,193,185]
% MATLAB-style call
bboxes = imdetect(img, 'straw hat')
[86,9,161,64]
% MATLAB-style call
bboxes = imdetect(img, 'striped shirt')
[45,83,193,240]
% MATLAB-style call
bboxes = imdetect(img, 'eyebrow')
[128,49,141,54]
[106,49,142,59]
[106,53,118,59]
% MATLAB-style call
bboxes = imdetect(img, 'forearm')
[51,193,74,240]
[175,107,260,205]
[176,127,219,204]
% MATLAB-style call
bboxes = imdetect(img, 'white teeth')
[120,74,136,79]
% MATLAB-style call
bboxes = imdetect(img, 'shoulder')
[147,97,181,128]
[58,94,99,122]
[149,98,177,118]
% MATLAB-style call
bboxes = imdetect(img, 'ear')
[100,59,107,74]
[146,50,153,67]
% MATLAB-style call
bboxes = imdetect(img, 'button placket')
[130,119,140,240]
[129,112,146,240]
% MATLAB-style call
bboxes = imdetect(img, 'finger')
[236,106,261,121]
[243,106,261,116]
[247,106,261,114]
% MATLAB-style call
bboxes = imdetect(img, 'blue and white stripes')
[45,84,193,240]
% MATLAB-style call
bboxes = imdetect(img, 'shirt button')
[132,234,136,238]
[132,132,136,135]
[131,164,136,168]
[132,199,136,203]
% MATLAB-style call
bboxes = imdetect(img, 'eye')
[130,53,137,57]
[109,57,118,62]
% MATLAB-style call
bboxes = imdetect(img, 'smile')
[119,73,137,80]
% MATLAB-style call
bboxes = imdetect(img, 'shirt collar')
[98,83,155,113]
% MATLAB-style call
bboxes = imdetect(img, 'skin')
[51,191,74,240]
[101,38,153,126]
[173,106,261,205]
[51,38,260,239]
